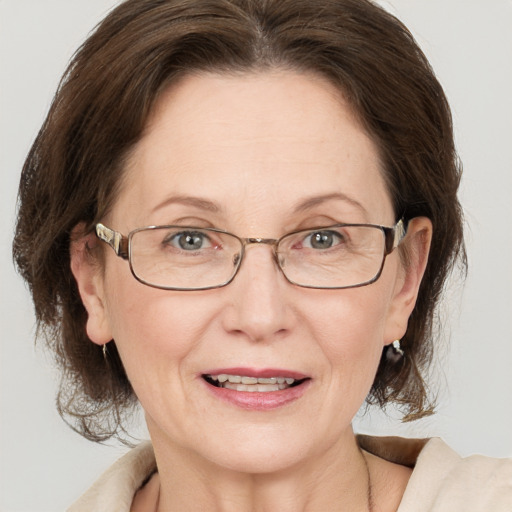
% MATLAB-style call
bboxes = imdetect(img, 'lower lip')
[202,379,311,411]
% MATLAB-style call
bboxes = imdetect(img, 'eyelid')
[293,224,350,236]
[162,217,219,229]
[291,216,356,232]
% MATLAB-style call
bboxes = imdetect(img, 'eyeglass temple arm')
[95,223,129,259]
[384,218,408,254]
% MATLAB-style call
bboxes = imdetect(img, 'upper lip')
[201,367,309,380]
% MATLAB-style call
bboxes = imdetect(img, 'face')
[76,70,426,474]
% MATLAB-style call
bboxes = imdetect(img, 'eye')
[165,230,212,251]
[303,230,344,250]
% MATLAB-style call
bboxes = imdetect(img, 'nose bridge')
[239,237,281,273]
[224,235,290,342]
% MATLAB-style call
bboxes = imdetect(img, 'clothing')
[68,436,512,511]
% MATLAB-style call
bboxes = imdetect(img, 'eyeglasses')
[95,219,407,291]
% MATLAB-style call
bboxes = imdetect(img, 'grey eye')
[167,231,211,251]
[306,231,343,250]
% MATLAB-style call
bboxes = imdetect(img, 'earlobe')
[70,224,113,345]
[384,217,433,344]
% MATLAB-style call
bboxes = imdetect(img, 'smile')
[203,374,304,392]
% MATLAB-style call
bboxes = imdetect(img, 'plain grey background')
[1,1,511,510]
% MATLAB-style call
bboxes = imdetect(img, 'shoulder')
[404,437,512,511]
[364,436,512,512]
[67,441,156,512]
[359,435,512,511]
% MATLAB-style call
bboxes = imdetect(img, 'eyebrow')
[293,192,368,215]
[151,195,221,214]
[151,192,367,217]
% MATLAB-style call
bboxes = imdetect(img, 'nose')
[221,244,293,343]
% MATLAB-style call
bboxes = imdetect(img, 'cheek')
[305,287,391,400]
[102,267,219,382]
[310,287,390,355]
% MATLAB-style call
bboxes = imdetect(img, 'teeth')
[258,377,277,384]
[207,373,300,392]
[223,382,289,392]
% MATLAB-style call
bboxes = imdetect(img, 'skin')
[71,70,432,511]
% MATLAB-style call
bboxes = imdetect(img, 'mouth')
[203,373,308,392]
[201,368,311,409]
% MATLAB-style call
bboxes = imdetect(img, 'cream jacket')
[68,436,512,511]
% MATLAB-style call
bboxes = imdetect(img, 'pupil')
[311,232,333,249]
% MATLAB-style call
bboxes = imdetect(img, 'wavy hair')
[13,0,465,441]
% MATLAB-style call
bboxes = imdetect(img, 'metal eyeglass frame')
[95,218,408,291]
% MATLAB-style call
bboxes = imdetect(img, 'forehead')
[114,70,393,231]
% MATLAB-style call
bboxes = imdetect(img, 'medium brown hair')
[13,0,465,441]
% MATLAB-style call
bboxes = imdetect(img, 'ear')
[383,217,433,344]
[70,224,113,346]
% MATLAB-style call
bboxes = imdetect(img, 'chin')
[191,423,324,475]
[209,446,307,475]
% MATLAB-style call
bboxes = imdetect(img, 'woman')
[12,0,511,510]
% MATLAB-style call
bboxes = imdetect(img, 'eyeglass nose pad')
[233,253,241,267]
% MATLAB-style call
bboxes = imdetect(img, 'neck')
[150,428,372,512]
